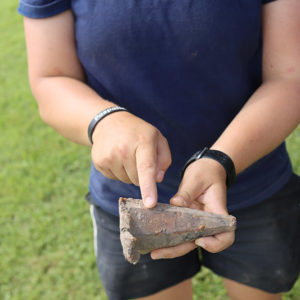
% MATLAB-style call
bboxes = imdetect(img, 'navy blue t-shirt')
[19,0,292,215]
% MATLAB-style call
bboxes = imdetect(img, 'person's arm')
[24,10,171,207]
[151,0,300,259]
[24,10,113,145]
[211,0,300,174]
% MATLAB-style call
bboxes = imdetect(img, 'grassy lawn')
[0,2,299,299]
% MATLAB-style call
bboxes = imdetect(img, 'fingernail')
[156,170,165,182]
[144,197,155,208]
[195,239,205,248]
[171,196,187,207]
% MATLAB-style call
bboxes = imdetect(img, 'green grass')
[0,2,299,299]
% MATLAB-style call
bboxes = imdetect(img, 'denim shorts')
[87,174,300,300]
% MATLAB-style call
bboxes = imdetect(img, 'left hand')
[150,157,235,260]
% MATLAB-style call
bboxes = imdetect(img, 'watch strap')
[180,147,236,189]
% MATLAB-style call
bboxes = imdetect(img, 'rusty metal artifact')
[119,198,236,264]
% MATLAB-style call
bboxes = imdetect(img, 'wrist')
[180,147,236,189]
[88,106,128,144]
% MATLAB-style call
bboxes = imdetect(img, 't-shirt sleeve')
[18,0,71,18]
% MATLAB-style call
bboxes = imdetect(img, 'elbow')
[29,75,53,126]
[37,104,52,126]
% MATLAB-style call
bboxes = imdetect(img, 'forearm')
[212,79,300,174]
[32,76,116,146]
[23,12,116,146]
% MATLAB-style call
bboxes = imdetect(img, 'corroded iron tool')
[119,198,236,264]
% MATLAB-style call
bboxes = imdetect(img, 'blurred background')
[0,1,299,299]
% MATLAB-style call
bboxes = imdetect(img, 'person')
[18,0,300,299]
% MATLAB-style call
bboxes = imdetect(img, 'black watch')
[180,147,236,189]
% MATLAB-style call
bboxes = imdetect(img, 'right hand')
[91,110,172,208]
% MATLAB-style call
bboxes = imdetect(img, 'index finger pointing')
[136,142,158,208]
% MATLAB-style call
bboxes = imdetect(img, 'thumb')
[170,176,204,209]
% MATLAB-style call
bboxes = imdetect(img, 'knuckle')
[180,191,192,204]
[166,155,172,168]
[138,128,158,144]
[93,154,114,170]
[95,165,114,179]
[161,135,168,143]
[162,135,171,149]
[93,157,106,170]
[137,134,148,144]
[116,143,129,159]
[105,152,115,165]
[94,162,105,173]
[159,153,172,170]
[137,160,156,172]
